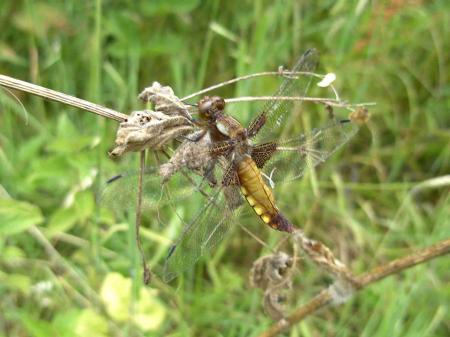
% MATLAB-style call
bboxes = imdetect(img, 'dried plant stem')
[258,238,450,337]
[181,71,317,101]
[225,96,375,109]
[237,222,276,253]
[136,150,151,284]
[354,239,450,285]
[0,74,128,122]
[294,230,357,284]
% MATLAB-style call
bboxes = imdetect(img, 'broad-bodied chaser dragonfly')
[103,49,361,282]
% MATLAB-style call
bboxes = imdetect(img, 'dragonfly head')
[198,96,226,121]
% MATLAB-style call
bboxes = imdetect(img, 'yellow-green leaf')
[75,309,108,337]
[0,198,44,235]
[100,272,167,331]
[100,272,131,322]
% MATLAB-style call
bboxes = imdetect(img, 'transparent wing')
[252,118,359,184]
[248,48,319,140]
[100,157,243,283]
[98,134,236,221]
[161,179,242,282]
[99,166,202,220]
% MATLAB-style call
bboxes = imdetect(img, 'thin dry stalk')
[293,230,357,284]
[257,238,450,337]
[237,222,276,253]
[181,71,318,101]
[225,96,375,110]
[181,70,375,111]
[0,74,128,122]
[136,150,151,284]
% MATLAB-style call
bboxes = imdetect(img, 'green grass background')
[0,1,449,336]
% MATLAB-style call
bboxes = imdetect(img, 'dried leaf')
[250,252,295,320]
[349,107,370,125]
[109,110,193,157]
[159,131,213,183]
[250,252,294,289]
[263,290,288,321]
[110,83,194,157]
[138,82,191,118]
[293,230,356,283]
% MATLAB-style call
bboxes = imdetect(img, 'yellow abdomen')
[236,155,293,233]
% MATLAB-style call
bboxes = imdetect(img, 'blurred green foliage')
[0,1,449,336]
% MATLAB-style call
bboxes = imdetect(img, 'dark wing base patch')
[251,142,278,168]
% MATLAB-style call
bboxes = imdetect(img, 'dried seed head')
[250,251,295,320]
[109,109,193,157]
[263,290,288,321]
[138,81,191,119]
[349,107,370,125]
[293,230,356,283]
[110,83,196,157]
[159,132,213,183]
[250,252,294,289]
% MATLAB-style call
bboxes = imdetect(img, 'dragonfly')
[103,49,360,282]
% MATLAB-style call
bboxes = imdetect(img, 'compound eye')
[214,97,225,111]
[198,97,213,117]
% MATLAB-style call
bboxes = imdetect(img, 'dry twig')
[181,69,375,112]
[136,150,151,284]
[257,238,450,337]
[109,83,195,156]
[0,74,128,122]
[250,252,296,320]
[181,70,318,101]
[224,96,375,110]
[293,230,356,284]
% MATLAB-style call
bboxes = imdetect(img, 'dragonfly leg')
[166,243,177,259]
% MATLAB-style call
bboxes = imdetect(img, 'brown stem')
[0,74,128,122]
[355,239,450,286]
[225,96,375,109]
[258,238,450,337]
[180,71,318,101]
[136,150,151,284]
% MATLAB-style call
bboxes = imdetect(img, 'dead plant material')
[138,82,192,119]
[109,110,193,157]
[159,131,215,183]
[293,230,357,284]
[136,150,152,284]
[250,252,295,320]
[257,238,450,337]
[0,74,128,122]
[349,106,370,125]
[110,82,194,157]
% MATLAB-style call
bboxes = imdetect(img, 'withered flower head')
[250,252,294,289]
[349,107,370,125]
[138,81,191,119]
[250,252,295,320]
[109,83,194,157]
[293,230,356,283]
[159,131,213,183]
